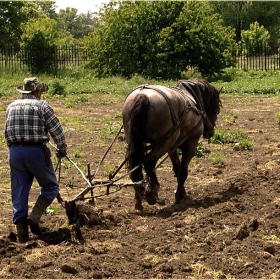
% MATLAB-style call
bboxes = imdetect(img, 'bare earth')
[1,92,280,279]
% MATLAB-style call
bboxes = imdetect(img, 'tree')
[210,1,280,43]
[36,0,57,19]
[84,1,236,79]
[0,1,43,47]
[157,1,236,78]
[56,8,95,39]
[241,22,270,56]
[20,17,58,73]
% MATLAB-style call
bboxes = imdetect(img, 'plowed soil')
[1,92,280,279]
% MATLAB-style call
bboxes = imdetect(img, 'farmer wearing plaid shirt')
[4,77,67,243]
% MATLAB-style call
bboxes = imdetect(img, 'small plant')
[211,129,246,144]
[195,140,205,157]
[212,152,224,165]
[45,206,59,214]
[74,149,82,158]
[276,112,280,126]
[227,117,236,124]
[238,138,254,151]
[51,81,66,96]
[65,94,88,108]
[211,128,253,151]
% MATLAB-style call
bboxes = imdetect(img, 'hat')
[16,77,49,94]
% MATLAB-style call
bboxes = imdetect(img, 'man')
[4,77,67,243]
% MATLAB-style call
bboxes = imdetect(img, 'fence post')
[54,46,58,75]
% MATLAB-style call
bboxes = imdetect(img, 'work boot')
[16,219,29,243]
[26,195,50,235]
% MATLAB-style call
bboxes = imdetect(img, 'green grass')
[1,68,280,97]
[211,68,280,95]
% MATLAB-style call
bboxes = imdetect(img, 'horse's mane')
[176,78,222,138]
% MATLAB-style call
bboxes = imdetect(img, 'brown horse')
[122,78,222,210]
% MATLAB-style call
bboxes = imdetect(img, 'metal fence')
[0,45,90,73]
[233,43,280,71]
[1,44,280,73]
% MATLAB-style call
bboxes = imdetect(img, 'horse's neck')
[178,82,204,112]
[176,84,197,105]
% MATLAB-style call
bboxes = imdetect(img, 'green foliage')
[50,81,66,96]
[195,140,205,158]
[211,129,248,144]
[212,69,280,95]
[211,128,253,151]
[238,138,254,151]
[276,112,280,126]
[74,149,82,158]
[210,1,280,43]
[2,69,280,97]
[19,15,82,74]
[212,152,224,165]
[20,18,59,74]
[56,8,95,39]
[0,1,43,48]
[241,22,270,56]
[157,1,236,78]
[84,1,236,79]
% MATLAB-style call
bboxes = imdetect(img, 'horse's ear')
[218,87,223,94]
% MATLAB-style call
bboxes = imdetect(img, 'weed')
[276,112,280,126]
[195,140,205,157]
[65,94,89,108]
[238,138,254,151]
[212,152,224,165]
[74,149,82,158]
[50,81,66,96]
[211,129,247,144]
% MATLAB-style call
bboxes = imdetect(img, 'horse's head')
[178,78,222,139]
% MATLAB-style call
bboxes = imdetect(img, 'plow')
[49,125,147,225]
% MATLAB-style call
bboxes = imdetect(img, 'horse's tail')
[126,94,150,182]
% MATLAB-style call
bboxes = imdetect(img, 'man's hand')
[56,144,67,159]
[56,149,67,159]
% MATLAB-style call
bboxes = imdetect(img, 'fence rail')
[1,44,280,73]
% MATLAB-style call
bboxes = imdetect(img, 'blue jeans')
[8,146,59,223]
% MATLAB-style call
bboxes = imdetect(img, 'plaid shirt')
[4,95,66,153]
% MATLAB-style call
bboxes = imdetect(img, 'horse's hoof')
[175,193,186,204]
[135,202,143,211]
[157,199,166,206]
[145,192,157,205]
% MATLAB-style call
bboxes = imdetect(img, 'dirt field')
[1,90,280,279]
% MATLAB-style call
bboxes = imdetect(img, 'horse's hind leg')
[134,184,145,211]
[143,160,160,205]
[130,166,145,211]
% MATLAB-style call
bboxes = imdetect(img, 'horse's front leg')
[169,150,180,178]
[175,140,198,203]
[143,160,160,205]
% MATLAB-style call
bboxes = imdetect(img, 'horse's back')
[123,84,204,157]
[123,85,187,138]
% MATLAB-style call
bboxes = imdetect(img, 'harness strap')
[155,116,204,169]
[178,81,205,113]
